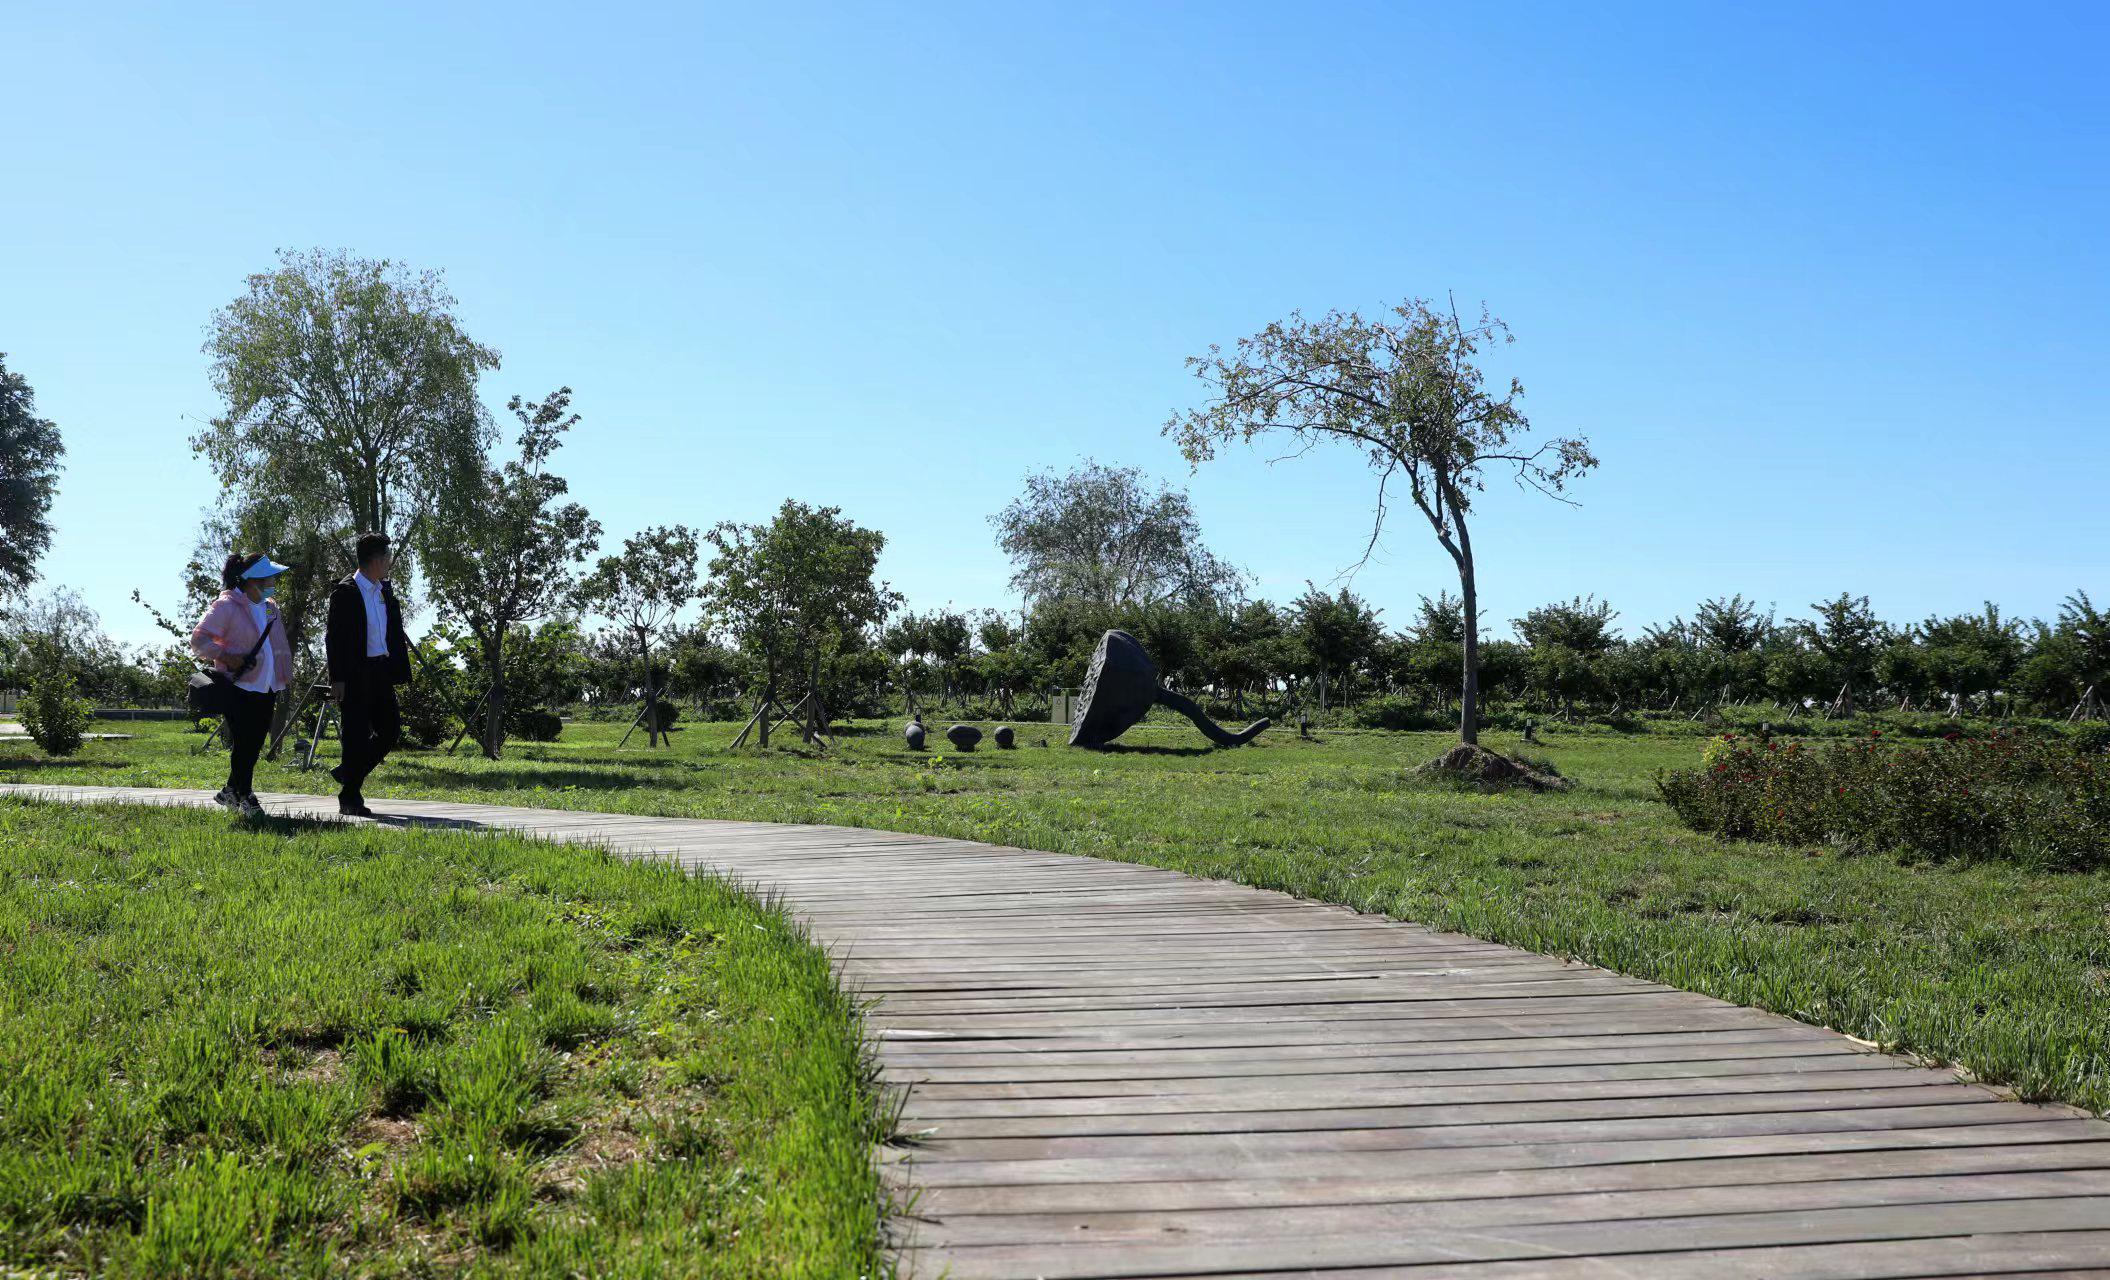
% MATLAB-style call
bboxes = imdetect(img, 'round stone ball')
[946,723,982,751]
[904,721,926,750]
[993,725,1016,749]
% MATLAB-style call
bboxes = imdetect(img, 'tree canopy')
[196,249,500,560]
[991,459,1243,610]
[0,354,65,602]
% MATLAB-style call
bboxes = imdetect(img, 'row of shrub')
[1657,728,2110,869]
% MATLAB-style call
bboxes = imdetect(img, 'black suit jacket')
[326,574,413,687]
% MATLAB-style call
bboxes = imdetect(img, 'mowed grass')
[0,799,893,1278]
[7,715,2110,1117]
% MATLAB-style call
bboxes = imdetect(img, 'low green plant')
[18,660,91,756]
[1659,729,2110,869]
[509,706,563,742]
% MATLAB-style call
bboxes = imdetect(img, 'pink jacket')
[191,590,294,693]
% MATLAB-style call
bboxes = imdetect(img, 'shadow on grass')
[1090,743,1218,758]
[0,757,114,773]
[397,763,665,792]
[237,807,502,836]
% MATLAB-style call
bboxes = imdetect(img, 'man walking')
[327,533,412,816]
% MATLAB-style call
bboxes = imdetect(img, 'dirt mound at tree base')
[1417,743,1571,792]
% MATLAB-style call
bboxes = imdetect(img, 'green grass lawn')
[0,799,894,1278]
[7,714,2110,1123]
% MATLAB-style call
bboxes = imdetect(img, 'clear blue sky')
[6,2,2104,648]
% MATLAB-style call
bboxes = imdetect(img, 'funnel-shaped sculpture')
[1068,630,1270,749]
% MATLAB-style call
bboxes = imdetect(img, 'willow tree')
[0,353,65,603]
[1167,299,1595,746]
[195,249,498,561]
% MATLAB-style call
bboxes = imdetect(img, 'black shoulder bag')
[186,614,276,720]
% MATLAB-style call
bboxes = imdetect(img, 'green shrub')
[507,707,563,743]
[1658,729,2110,869]
[19,664,92,757]
[397,672,458,749]
[2074,722,2110,755]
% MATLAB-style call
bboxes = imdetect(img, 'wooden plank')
[886,1120,2110,1186]
[913,1170,2110,1246]
[907,1199,2110,1278]
[1184,1231,2110,1279]
[901,1141,2110,1216]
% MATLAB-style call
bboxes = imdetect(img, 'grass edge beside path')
[0,797,898,1279]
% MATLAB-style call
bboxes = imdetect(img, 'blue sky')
[5,2,2104,648]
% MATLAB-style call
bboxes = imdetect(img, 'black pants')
[225,688,277,797]
[339,662,402,795]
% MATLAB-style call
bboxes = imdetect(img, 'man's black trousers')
[339,658,402,794]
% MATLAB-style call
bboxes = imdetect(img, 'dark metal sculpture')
[1068,630,1270,749]
[946,723,982,751]
[993,725,1015,749]
[904,718,926,750]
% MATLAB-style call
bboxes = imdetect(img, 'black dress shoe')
[338,795,374,818]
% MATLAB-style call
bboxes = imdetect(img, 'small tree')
[704,501,899,746]
[1169,299,1595,746]
[1290,586,1384,713]
[18,642,91,757]
[425,388,601,758]
[579,526,702,746]
[1796,593,1885,714]
[0,354,65,603]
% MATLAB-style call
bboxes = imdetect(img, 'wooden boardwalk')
[9,783,2110,1278]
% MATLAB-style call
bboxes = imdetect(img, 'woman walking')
[190,552,294,813]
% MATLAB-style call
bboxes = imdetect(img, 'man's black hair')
[355,533,391,567]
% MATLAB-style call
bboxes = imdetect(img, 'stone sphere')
[993,725,1015,748]
[904,721,926,750]
[946,723,982,751]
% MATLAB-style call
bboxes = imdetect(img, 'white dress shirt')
[236,599,276,693]
[353,571,389,658]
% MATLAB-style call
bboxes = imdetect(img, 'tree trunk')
[637,628,660,747]
[1456,542,1481,747]
[759,653,776,749]
[482,634,506,761]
